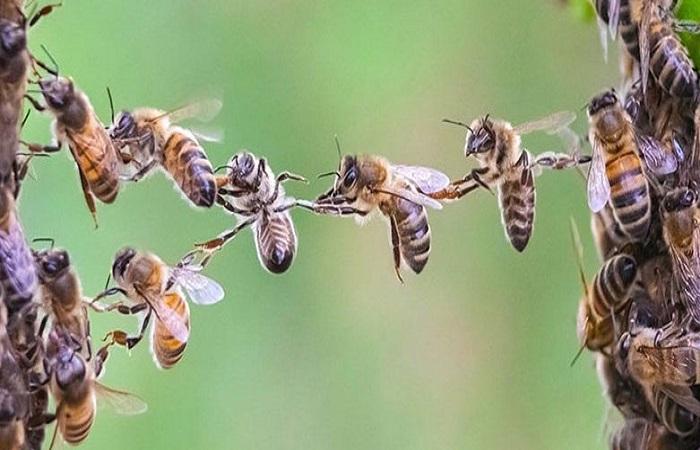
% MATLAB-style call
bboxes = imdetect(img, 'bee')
[571,219,637,358]
[33,245,91,358]
[586,90,662,242]
[0,351,28,450]
[108,99,222,208]
[596,353,652,419]
[27,75,124,225]
[95,247,224,369]
[309,151,449,281]
[195,151,307,274]
[434,111,581,252]
[591,204,628,261]
[660,187,700,324]
[44,328,146,448]
[0,186,36,315]
[609,418,688,450]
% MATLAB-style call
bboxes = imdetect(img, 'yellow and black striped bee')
[196,151,306,274]
[95,248,224,369]
[109,99,222,208]
[309,152,448,282]
[44,328,146,448]
[434,111,581,252]
[28,76,123,226]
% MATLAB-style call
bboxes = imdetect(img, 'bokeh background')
[20,1,625,449]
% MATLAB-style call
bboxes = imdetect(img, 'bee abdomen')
[607,154,650,240]
[151,292,190,370]
[649,21,698,98]
[254,212,297,274]
[591,254,637,319]
[498,166,535,252]
[60,401,95,445]
[394,200,431,274]
[618,0,640,59]
[0,222,37,314]
[162,132,216,207]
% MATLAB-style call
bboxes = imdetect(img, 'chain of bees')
[0,0,698,449]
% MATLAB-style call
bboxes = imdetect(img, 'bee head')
[0,20,25,58]
[662,187,697,213]
[54,345,86,390]
[226,151,258,188]
[587,90,619,117]
[465,116,495,157]
[110,111,138,140]
[316,155,359,204]
[35,248,70,281]
[112,247,137,282]
[39,76,74,110]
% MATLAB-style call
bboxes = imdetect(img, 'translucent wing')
[135,286,190,343]
[512,111,576,135]
[190,125,224,143]
[597,15,609,62]
[155,99,223,124]
[586,138,611,212]
[637,135,678,176]
[608,0,620,38]
[638,2,652,93]
[170,267,225,306]
[556,126,581,155]
[374,186,443,210]
[392,165,450,194]
[95,382,148,415]
[659,384,700,417]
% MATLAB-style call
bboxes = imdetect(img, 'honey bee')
[95,248,224,369]
[586,90,675,242]
[596,353,652,419]
[0,186,36,315]
[308,151,449,281]
[609,418,689,450]
[27,75,124,226]
[195,151,307,274]
[434,111,581,252]
[660,187,700,324]
[571,219,637,358]
[0,350,28,450]
[591,204,628,261]
[108,99,222,208]
[33,245,91,358]
[44,328,146,448]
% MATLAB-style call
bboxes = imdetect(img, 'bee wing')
[637,135,678,176]
[586,139,611,212]
[608,0,620,38]
[190,125,224,143]
[160,98,223,124]
[596,15,609,62]
[659,384,700,417]
[170,267,225,306]
[377,185,444,210]
[0,221,36,300]
[512,111,576,136]
[137,287,190,343]
[638,2,652,93]
[392,165,450,194]
[95,382,148,415]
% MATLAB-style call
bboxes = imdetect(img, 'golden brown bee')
[29,75,123,225]
[309,152,449,281]
[435,111,581,252]
[196,151,306,274]
[0,186,36,315]
[660,187,700,324]
[33,246,91,357]
[95,247,224,369]
[109,99,222,208]
[44,328,146,448]
[591,204,628,261]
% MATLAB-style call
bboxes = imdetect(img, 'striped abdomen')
[648,18,698,98]
[162,131,216,208]
[0,220,37,314]
[618,0,640,59]
[606,148,651,241]
[150,292,190,369]
[58,395,95,445]
[498,160,535,252]
[253,211,297,274]
[67,125,120,203]
[654,389,700,437]
[25,385,48,450]
[591,205,627,260]
[391,197,431,274]
[589,254,637,320]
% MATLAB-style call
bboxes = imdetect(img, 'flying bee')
[660,187,700,324]
[33,245,91,358]
[0,186,36,315]
[25,75,124,226]
[108,99,222,208]
[571,219,637,359]
[195,151,307,274]
[94,247,224,369]
[308,150,449,281]
[44,328,146,448]
[434,110,583,252]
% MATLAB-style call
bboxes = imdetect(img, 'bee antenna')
[103,272,112,290]
[213,165,234,173]
[333,134,343,169]
[317,171,340,179]
[568,217,589,297]
[20,109,30,130]
[442,118,472,132]
[39,44,59,76]
[31,237,54,248]
[106,87,115,124]
[570,342,587,367]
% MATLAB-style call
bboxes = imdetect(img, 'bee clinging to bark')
[196,151,306,274]
[109,99,222,208]
[309,150,449,281]
[433,110,584,252]
[94,248,224,369]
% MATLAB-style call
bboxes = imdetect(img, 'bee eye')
[681,191,696,207]
[343,168,357,188]
[618,333,631,360]
[42,260,57,275]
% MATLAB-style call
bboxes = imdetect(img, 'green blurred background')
[19,1,625,449]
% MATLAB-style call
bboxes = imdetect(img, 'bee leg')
[254,158,267,190]
[215,194,254,215]
[389,215,405,284]
[103,309,151,350]
[127,159,158,182]
[28,2,62,28]
[75,164,98,228]
[26,412,56,430]
[88,287,128,309]
[195,216,257,252]
[23,95,45,112]
[266,171,309,204]
[674,19,700,34]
